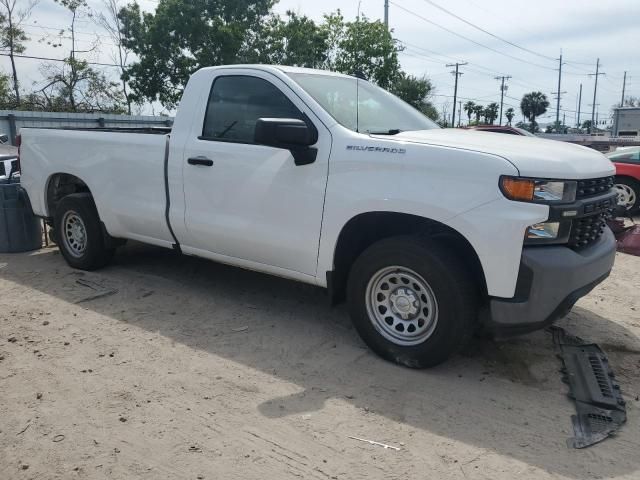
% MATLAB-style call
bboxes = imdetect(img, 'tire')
[614,177,640,212]
[347,235,477,368]
[54,193,115,270]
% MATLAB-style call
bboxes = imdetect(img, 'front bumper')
[486,228,616,337]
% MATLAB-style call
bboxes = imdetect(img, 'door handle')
[187,156,214,166]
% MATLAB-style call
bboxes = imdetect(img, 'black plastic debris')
[549,326,627,449]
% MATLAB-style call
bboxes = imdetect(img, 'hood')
[0,144,17,160]
[376,129,615,179]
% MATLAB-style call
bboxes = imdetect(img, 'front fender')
[316,135,545,298]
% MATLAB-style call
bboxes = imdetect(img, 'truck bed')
[20,127,175,247]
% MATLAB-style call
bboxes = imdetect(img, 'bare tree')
[53,0,97,110]
[33,0,124,113]
[0,0,38,105]
[94,0,132,114]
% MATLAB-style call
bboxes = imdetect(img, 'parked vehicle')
[18,65,617,367]
[466,125,536,136]
[0,143,18,180]
[607,146,640,212]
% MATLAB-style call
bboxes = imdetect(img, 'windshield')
[287,72,439,134]
[607,147,640,163]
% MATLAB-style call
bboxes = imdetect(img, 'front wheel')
[614,177,639,212]
[347,236,477,368]
[54,193,114,270]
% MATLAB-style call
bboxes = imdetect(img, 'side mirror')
[254,118,318,165]
[254,118,317,147]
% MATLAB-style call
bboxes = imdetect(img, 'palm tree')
[520,92,549,133]
[484,102,499,125]
[505,107,515,126]
[473,104,484,123]
[463,101,475,125]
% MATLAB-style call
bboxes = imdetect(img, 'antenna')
[356,76,360,133]
[356,1,363,133]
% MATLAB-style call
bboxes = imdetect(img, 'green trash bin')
[0,177,42,253]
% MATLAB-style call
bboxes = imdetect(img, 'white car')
[18,65,617,367]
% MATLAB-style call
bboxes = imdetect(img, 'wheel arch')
[615,174,640,184]
[327,211,487,305]
[45,172,92,219]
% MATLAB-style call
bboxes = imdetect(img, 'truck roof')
[199,64,354,79]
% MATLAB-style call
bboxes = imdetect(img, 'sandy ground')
[1,242,639,480]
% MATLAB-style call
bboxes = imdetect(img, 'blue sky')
[9,0,640,125]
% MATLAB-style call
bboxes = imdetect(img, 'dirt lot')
[1,242,639,480]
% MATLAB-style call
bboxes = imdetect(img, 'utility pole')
[447,62,466,128]
[551,89,566,131]
[620,71,627,107]
[555,52,563,128]
[576,83,582,128]
[384,0,389,28]
[441,104,449,127]
[458,101,462,127]
[494,75,511,125]
[589,58,605,134]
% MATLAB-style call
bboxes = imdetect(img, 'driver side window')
[202,75,304,144]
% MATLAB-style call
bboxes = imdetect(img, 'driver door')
[181,71,331,278]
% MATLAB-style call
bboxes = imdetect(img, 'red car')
[607,147,640,212]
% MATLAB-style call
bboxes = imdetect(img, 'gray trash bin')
[0,177,42,253]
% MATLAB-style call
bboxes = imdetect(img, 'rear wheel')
[614,177,640,212]
[347,235,477,368]
[54,193,114,270]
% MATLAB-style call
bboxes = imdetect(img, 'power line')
[400,40,521,81]
[22,27,118,48]
[418,0,556,61]
[394,3,628,88]
[400,40,464,64]
[390,1,558,71]
[400,49,449,65]
[0,52,119,67]
[400,44,564,112]
[400,42,552,95]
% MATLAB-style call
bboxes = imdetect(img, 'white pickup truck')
[19,65,617,367]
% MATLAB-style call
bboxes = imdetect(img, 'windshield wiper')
[367,129,402,135]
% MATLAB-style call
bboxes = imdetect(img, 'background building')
[612,107,640,137]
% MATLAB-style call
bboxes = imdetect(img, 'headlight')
[500,176,577,203]
[524,221,572,245]
[526,222,560,240]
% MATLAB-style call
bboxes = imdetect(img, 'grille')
[568,210,612,249]
[576,176,614,199]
